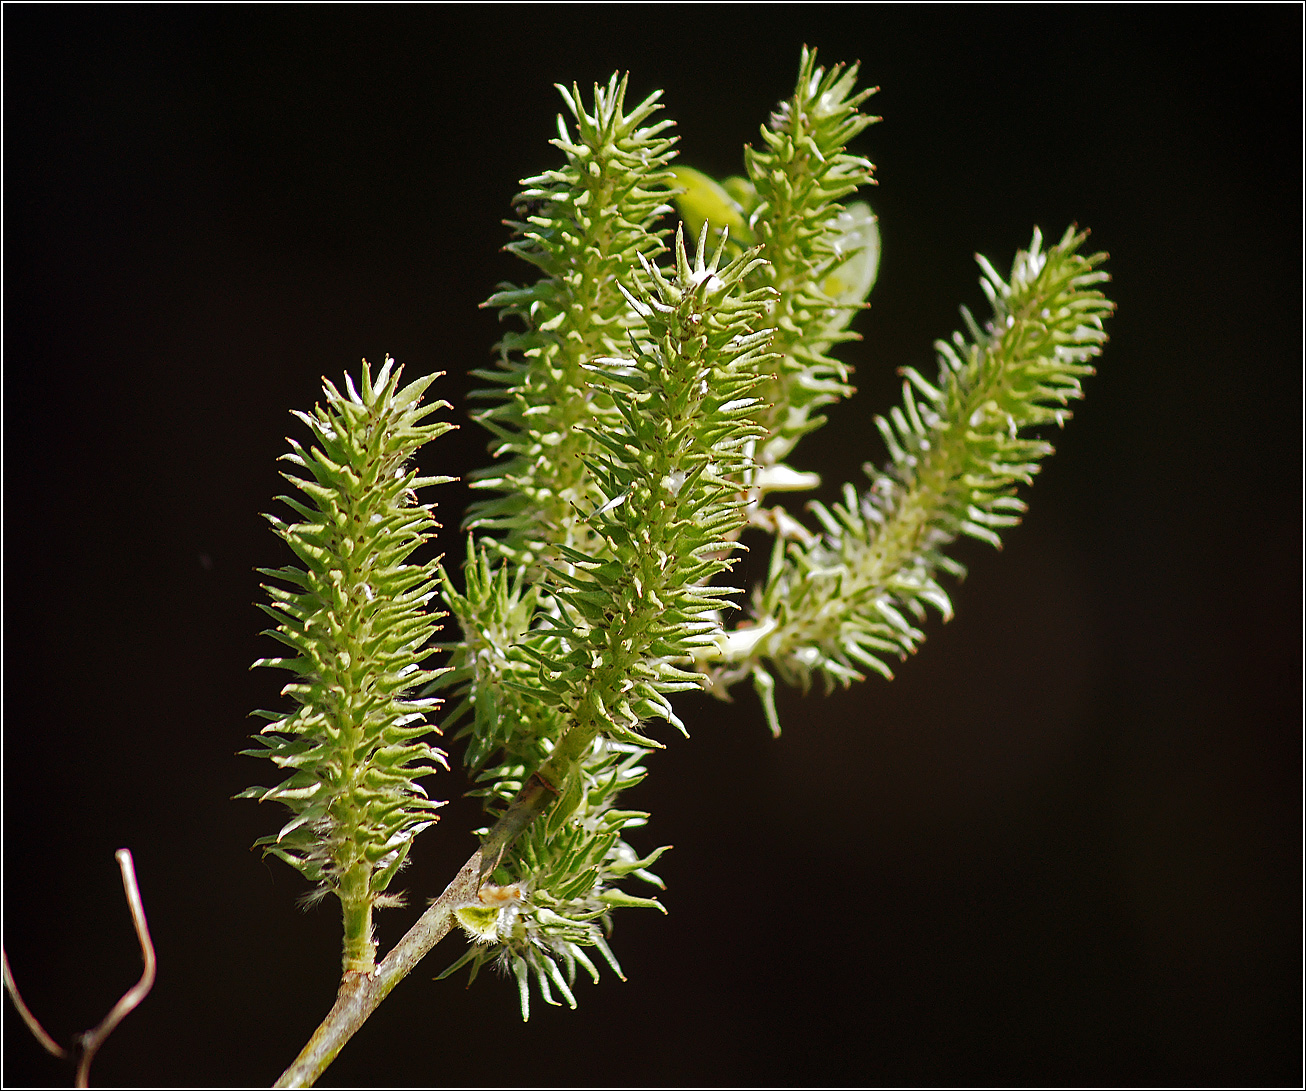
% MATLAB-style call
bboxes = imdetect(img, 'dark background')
[4,6,1301,1087]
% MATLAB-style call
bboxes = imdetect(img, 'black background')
[4,6,1301,1087]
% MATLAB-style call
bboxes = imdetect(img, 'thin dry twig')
[2,948,66,1059]
[3,848,156,1088]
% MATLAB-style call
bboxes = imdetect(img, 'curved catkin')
[743,227,1113,728]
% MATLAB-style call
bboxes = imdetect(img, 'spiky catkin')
[744,46,879,468]
[441,227,778,1016]
[531,226,775,749]
[436,541,565,772]
[242,357,453,972]
[443,219,777,775]
[437,738,668,1022]
[467,73,677,568]
[440,76,681,837]
[732,227,1112,731]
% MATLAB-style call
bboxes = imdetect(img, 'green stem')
[338,867,376,975]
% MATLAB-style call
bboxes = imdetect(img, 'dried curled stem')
[4,848,156,1088]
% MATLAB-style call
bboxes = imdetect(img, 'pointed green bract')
[242,357,454,973]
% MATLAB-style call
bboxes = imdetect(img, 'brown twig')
[3,848,156,1088]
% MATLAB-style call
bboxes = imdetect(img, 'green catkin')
[243,357,454,973]
[737,227,1112,729]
